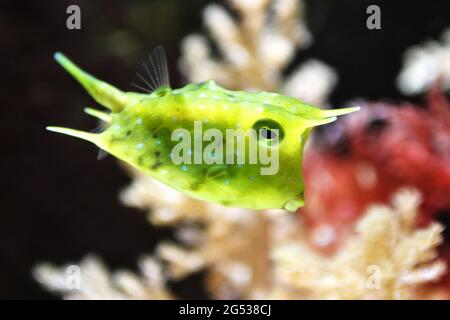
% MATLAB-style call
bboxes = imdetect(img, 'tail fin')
[54,52,127,112]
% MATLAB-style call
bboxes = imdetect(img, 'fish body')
[48,48,359,211]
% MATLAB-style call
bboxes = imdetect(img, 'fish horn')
[54,52,127,112]
[319,106,360,118]
[305,116,337,128]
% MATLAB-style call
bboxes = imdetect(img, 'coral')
[397,28,450,95]
[271,189,446,299]
[120,166,275,298]
[179,0,336,106]
[122,174,446,299]
[33,255,172,300]
[35,187,447,300]
[302,86,450,251]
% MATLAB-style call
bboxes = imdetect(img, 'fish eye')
[252,119,284,144]
[260,127,277,140]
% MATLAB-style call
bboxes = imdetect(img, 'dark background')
[0,0,449,299]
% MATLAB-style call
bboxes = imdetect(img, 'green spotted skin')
[102,82,311,210]
[48,53,359,212]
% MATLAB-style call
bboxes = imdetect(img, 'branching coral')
[120,167,274,298]
[34,255,172,300]
[179,0,336,106]
[271,189,446,299]
[302,86,450,252]
[35,187,447,300]
[397,28,450,95]
[125,178,446,300]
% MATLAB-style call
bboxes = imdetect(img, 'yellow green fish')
[48,47,359,211]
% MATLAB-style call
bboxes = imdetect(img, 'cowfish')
[48,47,359,211]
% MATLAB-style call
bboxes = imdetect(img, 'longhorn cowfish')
[48,47,359,211]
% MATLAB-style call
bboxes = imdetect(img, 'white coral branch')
[397,28,450,94]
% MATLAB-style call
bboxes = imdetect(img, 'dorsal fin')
[131,46,170,93]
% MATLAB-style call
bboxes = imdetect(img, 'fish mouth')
[283,194,305,212]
